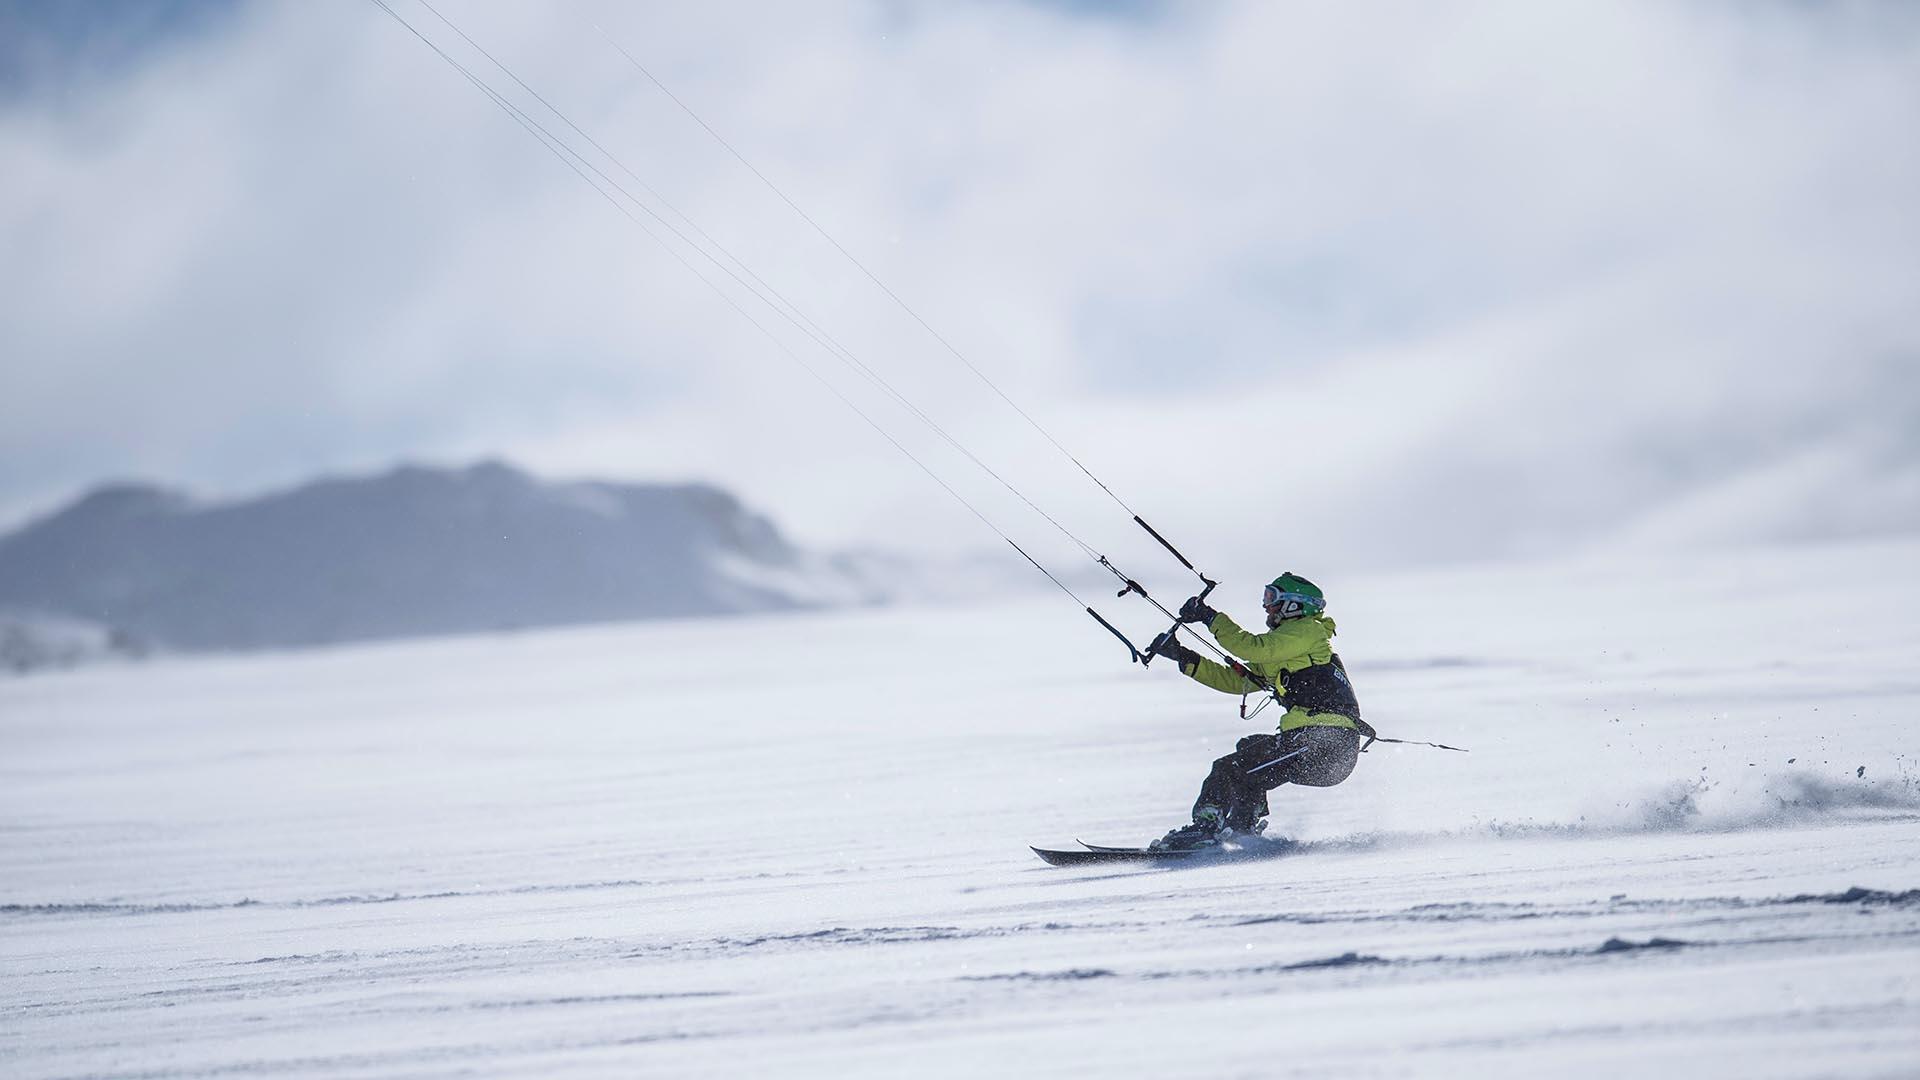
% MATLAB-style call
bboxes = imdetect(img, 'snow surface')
[4,539,1918,1077]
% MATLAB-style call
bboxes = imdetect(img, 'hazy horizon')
[4,1,1918,583]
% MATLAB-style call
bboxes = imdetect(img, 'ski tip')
[1030,845,1077,866]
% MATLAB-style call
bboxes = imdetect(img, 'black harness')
[1277,652,1380,748]
[1279,653,1361,721]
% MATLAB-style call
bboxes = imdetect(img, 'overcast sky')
[2,0,1917,583]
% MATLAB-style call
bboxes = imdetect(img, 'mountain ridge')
[0,460,884,652]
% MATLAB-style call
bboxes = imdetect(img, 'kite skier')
[1142,572,1364,851]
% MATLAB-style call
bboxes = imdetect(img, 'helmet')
[1262,572,1325,622]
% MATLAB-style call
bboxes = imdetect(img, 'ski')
[1030,837,1300,866]
[1030,844,1205,866]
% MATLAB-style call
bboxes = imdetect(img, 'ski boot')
[1150,806,1228,852]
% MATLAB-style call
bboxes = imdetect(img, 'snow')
[4,538,1918,1077]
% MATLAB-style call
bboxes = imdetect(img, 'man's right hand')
[1177,595,1219,626]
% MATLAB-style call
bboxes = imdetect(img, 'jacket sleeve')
[1182,655,1263,695]
[1207,612,1316,668]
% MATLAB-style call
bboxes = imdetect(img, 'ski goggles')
[1264,585,1315,610]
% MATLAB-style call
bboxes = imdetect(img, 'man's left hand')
[1147,630,1201,668]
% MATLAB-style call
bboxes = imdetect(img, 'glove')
[1178,595,1218,626]
[1147,630,1201,668]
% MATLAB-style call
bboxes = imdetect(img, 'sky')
[2,0,1918,584]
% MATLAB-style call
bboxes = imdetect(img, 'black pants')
[1193,725,1361,829]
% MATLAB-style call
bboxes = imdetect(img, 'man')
[1143,572,1364,851]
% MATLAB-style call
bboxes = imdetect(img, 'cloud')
[2,0,1916,577]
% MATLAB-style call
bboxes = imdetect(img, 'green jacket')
[1182,612,1357,732]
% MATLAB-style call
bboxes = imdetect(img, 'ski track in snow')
[3,540,1919,1077]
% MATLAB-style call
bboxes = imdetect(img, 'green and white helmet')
[1262,572,1326,621]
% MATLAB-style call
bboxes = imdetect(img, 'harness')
[1233,651,1383,749]
[1279,653,1361,721]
